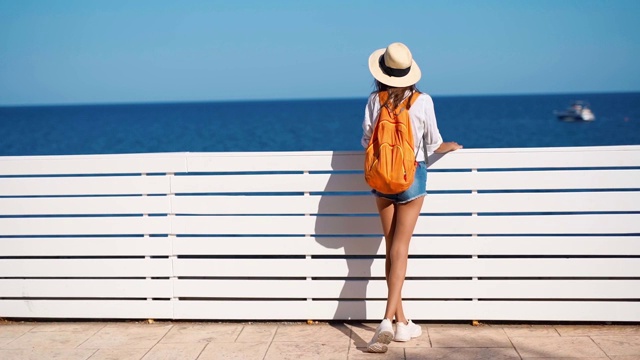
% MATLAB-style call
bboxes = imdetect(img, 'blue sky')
[1,0,639,105]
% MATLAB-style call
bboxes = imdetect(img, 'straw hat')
[368,42,421,87]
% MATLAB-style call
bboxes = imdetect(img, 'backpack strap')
[403,92,423,160]
[378,91,420,111]
[408,91,421,106]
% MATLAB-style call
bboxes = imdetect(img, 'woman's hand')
[434,141,463,153]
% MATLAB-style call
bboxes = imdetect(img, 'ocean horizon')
[1,91,639,156]
[2,90,637,108]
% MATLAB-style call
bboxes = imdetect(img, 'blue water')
[1,92,639,156]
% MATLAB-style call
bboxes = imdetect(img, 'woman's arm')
[434,141,463,153]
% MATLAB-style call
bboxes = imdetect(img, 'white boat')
[555,101,595,121]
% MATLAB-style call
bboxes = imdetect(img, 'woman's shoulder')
[413,91,434,105]
[366,92,381,108]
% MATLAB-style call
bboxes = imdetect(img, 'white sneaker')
[366,319,394,353]
[394,320,422,342]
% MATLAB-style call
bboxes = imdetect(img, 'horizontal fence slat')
[2,146,638,176]
[5,298,635,321]
[182,146,640,173]
[0,259,172,277]
[0,279,173,298]
[174,279,640,299]
[0,196,171,216]
[173,236,383,256]
[172,195,371,215]
[172,236,640,256]
[171,214,640,235]
[0,216,170,236]
[171,191,640,215]
[408,236,640,255]
[468,301,640,322]
[426,146,640,170]
[429,169,640,191]
[173,300,310,320]
[172,300,640,321]
[0,300,172,319]
[170,170,640,194]
[173,258,640,277]
[0,153,187,175]
[185,151,360,172]
[0,237,172,256]
[5,235,635,258]
[171,173,366,194]
[0,176,171,196]
[3,186,637,217]
[360,300,640,322]
[426,191,640,213]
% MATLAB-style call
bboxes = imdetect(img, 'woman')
[361,42,462,353]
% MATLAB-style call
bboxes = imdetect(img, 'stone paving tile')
[610,356,640,360]
[345,323,377,348]
[428,326,512,348]
[0,324,36,347]
[502,325,560,338]
[0,339,18,347]
[235,324,277,342]
[425,323,474,328]
[349,347,405,359]
[86,348,149,360]
[0,348,97,360]
[0,324,36,337]
[79,324,172,349]
[198,342,270,360]
[3,328,98,349]
[519,358,608,360]
[591,336,640,357]
[405,347,520,360]
[555,325,640,337]
[264,341,349,360]
[273,323,351,343]
[348,323,430,348]
[159,324,241,343]
[141,343,205,360]
[29,322,105,333]
[510,336,608,358]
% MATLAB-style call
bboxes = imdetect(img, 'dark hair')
[373,80,419,111]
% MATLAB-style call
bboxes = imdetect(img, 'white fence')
[1,146,639,321]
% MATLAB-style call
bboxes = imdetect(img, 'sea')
[1,92,639,156]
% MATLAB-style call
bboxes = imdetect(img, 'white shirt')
[361,92,443,162]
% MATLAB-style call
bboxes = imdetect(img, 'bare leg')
[380,196,424,324]
[375,197,403,321]
[365,197,397,353]
[375,197,396,284]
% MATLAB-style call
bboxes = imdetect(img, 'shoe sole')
[367,330,393,353]
[393,327,423,342]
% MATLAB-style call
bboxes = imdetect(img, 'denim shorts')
[371,161,427,204]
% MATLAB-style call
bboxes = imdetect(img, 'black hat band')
[379,55,411,78]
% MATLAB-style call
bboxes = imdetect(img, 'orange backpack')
[364,91,420,194]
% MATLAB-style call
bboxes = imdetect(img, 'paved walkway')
[0,320,639,359]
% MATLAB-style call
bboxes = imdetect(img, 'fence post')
[141,173,152,301]
[471,168,480,326]
[303,170,313,322]
[167,172,177,320]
